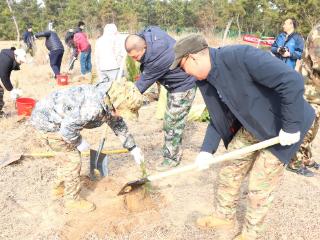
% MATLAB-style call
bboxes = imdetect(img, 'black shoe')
[307,162,320,170]
[286,165,315,177]
[0,111,7,118]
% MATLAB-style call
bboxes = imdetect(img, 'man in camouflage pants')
[172,34,315,240]
[287,23,320,176]
[30,79,145,213]
[125,26,196,171]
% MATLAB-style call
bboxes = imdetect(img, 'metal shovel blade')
[117,177,150,195]
[90,149,108,180]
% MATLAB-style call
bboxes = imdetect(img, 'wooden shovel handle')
[148,137,280,182]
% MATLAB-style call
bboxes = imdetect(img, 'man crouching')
[30,79,144,213]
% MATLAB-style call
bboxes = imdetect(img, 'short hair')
[125,34,146,53]
[78,21,85,27]
[290,18,298,29]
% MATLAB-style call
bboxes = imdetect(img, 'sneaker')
[65,199,96,213]
[155,159,180,172]
[196,214,235,230]
[286,165,314,177]
[0,111,8,118]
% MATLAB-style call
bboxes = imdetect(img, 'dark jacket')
[0,49,20,91]
[271,32,304,69]
[199,45,315,164]
[35,31,64,51]
[135,26,196,93]
[23,31,34,48]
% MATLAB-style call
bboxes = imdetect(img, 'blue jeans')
[80,49,92,75]
[49,49,64,78]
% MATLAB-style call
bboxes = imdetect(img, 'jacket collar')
[207,48,219,84]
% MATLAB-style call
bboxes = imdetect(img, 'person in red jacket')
[73,21,92,78]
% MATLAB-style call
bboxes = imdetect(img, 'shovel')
[0,148,128,169]
[118,136,280,195]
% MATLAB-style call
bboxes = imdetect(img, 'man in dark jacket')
[0,48,25,117]
[171,34,315,240]
[271,18,304,69]
[35,30,64,78]
[125,26,197,171]
[22,24,35,57]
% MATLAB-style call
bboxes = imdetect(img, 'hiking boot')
[286,165,314,177]
[196,214,235,229]
[307,161,320,170]
[65,199,96,213]
[155,159,180,172]
[52,185,64,198]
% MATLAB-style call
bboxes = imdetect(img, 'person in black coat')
[0,48,26,117]
[170,34,315,239]
[35,30,64,78]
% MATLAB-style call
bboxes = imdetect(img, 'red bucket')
[56,74,68,85]
[16,97,36,116]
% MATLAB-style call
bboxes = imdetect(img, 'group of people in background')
[1,16,320,240]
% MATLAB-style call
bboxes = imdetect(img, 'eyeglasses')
[180,54,191,69]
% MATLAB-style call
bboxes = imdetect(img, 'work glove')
[130,147,144,165]
[278,129,300,146]
[77,138,90,152]
[195,151,214,170]
[10,88,23,100]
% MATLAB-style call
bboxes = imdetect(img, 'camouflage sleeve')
[59,117,84,146]
[106,114,136,150]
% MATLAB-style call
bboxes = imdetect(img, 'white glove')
[10,88,23,100]
[77,138,90,152]
[130,147,144,165]
[279,129,300,146]
[195,151,214,170]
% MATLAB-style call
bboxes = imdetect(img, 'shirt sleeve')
[244,46,304,133]
[290,35,304,60]
[105,115,136,150]
[201,121,222,153]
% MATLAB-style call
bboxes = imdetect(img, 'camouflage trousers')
[0,85,4,112]
[215,128,284,240]
[163,87,196,163]
[289,103,320,169]
[41,132,81,201]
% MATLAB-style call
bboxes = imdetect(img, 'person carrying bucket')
[30,78,145,213]
[0,47,26,118]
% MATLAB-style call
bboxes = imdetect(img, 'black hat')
[170,34,208,70]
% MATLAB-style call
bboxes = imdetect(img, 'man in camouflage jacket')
[30,79,144,213]
[288,23,320,176]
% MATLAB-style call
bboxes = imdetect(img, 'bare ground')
[0,40,319,240]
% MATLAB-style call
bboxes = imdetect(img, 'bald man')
[125,26,196,171]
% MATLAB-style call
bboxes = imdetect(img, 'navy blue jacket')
[35,31,64,52]
[136,26,196,93]
[271,32,304,69]
[0,49,20,91]
[23,31,34,48]
[199,45,315,164]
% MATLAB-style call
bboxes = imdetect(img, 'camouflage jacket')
[30,81,136,149]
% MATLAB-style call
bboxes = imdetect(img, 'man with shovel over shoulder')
[171,34,315,240]
[30,79,145,213]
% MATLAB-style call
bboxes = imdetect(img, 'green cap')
[170,34,208,70]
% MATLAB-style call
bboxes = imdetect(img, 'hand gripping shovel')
[118,137,280,195]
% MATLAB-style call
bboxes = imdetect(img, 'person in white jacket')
[95,24,127,83]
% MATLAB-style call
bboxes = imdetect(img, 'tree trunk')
[223,17,233,45]
[6,0,20,43]
[236,14,241,39]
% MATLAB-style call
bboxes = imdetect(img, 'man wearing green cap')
[171,34,315,240]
